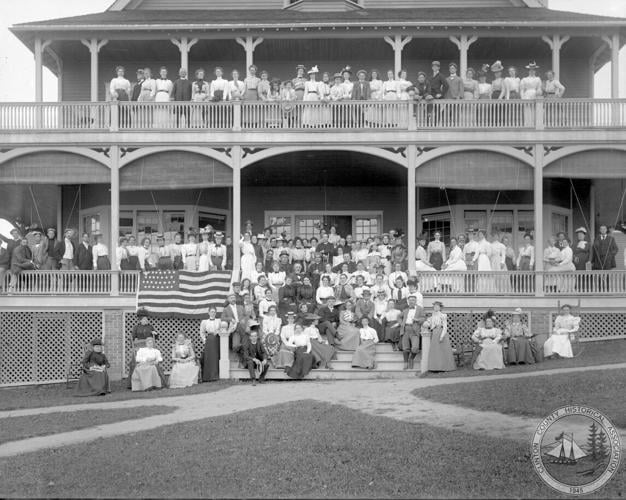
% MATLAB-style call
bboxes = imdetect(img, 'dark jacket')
[241,339,267,363]
[11,245,34,274]
[352,81,371,100]
[172,78,192,101]
[74,242,93,270]
[53,239,76,265]
[428,72,448,99]
[131,80,144,101]
[591,234,618,270]
[317,304,338,324]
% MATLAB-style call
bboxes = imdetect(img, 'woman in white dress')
[351,317,379,369]
[267,261,286,302]
[319,71,332,127]
[197,229,211,272]
[191,68,210,128]
[441,237,466,293]
[302,65,321,127]
[131,337,164,391]
[544,304,580,359]
[209,66,230,128]
[543,236,561,290]
[228,69,245,101]
[520,61,542,126]
[169,333,200,389]
[549,238,576,292]
[153,66,173,128]
[366,69,383,124]
[462,67,479,126]
[503,66,521,126]
[473,230,494,292]
[397,68,412,128]
[182,233,199,271]
[137,67,156,128]
[239,232,257,283]
[382,69,399,127]
[472,317,505,370]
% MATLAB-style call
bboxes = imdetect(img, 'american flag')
[137,270,232,319]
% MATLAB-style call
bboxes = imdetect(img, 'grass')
[0,406,175,445]
[436,339,626,379]
[1,401,624,499]
[0,380,235,411]
[413,368,626,428]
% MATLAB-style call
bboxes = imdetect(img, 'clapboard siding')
[135,0,284,9]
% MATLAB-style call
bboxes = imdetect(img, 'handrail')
[0,99,625,132]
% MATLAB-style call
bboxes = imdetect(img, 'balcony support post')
[407,144,417,276]
[110,145,120,297]
[384,35,412,77]
[534,144,544,297]
[232,146,242,277]
[541,34,570,81]
[236,36,264,72]
[80,38,108,102]
[171,37,198,72]
[601,34,620,98]
[449,35,478,81]
[34,39,51,102]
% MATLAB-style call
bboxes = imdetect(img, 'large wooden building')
[1,0,625,384]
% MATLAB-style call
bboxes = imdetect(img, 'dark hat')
[333,72,343,80]
[286,311,296,317]
[341,66,352,75]
[156,233,165,240]
[136,68,144,73]
[448,62,458,69]
[231,281,241,287]
[432,60,441,66]
[525,61,540,70]
[296,64,306,71]
[417,71,427,78]
[136,307,149,318]
[91,338,103,346]
[356,69,368,77]
[417,232,429,241]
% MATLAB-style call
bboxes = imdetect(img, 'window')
[199,211,227,232]
[518,210,535,242]
[163,211,185,233]
[82,214,100,236]
[464,210,487,234]
[551,213,568,237]
[490,210,514,240]
[268,216,292,240]
[422,212,451,246]
[354,217,379,242]
[119,211,134,238]
[296,216,323,240]
[137,211,160,235]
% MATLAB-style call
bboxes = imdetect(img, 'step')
[228,367,421,380]
[333,351,403,362]
[230,359,408,371]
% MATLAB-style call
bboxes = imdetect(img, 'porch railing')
[2,270,625,297]
[1,99,625,132]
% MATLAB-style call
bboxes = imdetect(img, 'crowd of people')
[107,60,566,128]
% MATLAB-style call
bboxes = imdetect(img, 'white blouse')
[109,77,131,100]
[359,326,379,342]
[135,347,162,364]
[92,243,109,268]
[262,315,282,335]
[199,318,221,343]
[292,332,312,352]
[210,77,230,101]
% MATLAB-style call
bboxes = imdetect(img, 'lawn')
[0,406,175,445]
[433,338,626,379]
[413,368,626,428]
[1,401,624,499]
[0,380,235,411]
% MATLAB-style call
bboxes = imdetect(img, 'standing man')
[30,228,47,269]
[130,68,144,128]
[427,60,447,125]
[56,228,76,271]
[400,294,424,370]
[591,224,618,270]
[172,67,192,127]
[1,228,22,293]
[74,232,93,271]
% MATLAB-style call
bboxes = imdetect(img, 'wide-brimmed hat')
[333,72,343,80]
[432,300,444,308]
[136,307,149,318]
[248,319,260,327]
[91,338,103,346]
[341,66,352,75]
[510,307,523,315]
[155,233,165,240]
[525,61,540,70]
[356,69,368,78]
[256,233,266,239]
[308,65,319,74]
[305,313,321,321]
[296,64,306,71]
[491,60,504,72]
[575,227,587,234]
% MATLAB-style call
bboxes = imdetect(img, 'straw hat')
[511,307,523,315]
[308,65,319,74]
[491,60,504,72]
[525,61,540,70]
[575,227,587,234]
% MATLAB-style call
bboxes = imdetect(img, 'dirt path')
[1,362,625,458]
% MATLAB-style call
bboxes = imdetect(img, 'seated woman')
[351,317,379,369]
[260,306,282,367]
[169,333,200,389]
[74,338,111,397]
[544,304,580,359]
[503,307,536,365]
[381,298,403,350]
[131,337,166,391]
[472,317,505,370]
[274,311,296,369]
[335,300,361,351]
[286,323,315,379]
[419,301,456,376]
[304,313,335,369]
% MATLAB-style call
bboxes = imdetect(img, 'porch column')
[449,35,478,80]
[601,34,621,98]
[236,36,264,71]
[171,37,198,72]
[110,145,120,296]
[34,39,51,102]
[80,38,109,102]
[384,35,413,77]
[534,144,544,297]
[589,183,596,238]
[407,145,417,276]
[541,35,570,81]
[232,146,242,276]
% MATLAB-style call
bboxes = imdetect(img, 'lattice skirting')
[549,312,626,342]
[0,311,103,386]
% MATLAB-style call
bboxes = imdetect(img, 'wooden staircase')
[229,343,421,380]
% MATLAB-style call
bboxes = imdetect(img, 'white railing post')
[110,101,119,132]
[232,101,242,131]
[535,98,544,130]
[218,330,231,379]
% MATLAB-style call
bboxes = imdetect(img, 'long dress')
[472,327,505,370]
[198,240,211,272]
[441,246,466,292]
[286,332,315,379]
[427,240,445,270]
[183,243,198,271]
[504,321,535,364]
[302,80,321,127]
[154,78,173,128]
[169,343,200,388]
[274,324,296,368]
[474,239,494,292]
[462,78,479,126]
[422,312,456,372]
[366,78,383,124]
[382,80,399,126]
[305,325,335,368]
[240,240,257,283]
[74,351,111,397]
[382,307,402,344]
[351,326,378,369]
[335,310,361,351]
[549,247,576,291]
[131,347,164,391]
[200,318,221,381]
[544,314,579,358]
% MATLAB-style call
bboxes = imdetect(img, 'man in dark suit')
[592,224,618,270]
[53,228,76,270]
[400,295,425,370]
[221,293,248,352]
[317,296,339,346]
[427,60,447,126]
[352,70,371,100]
[172,67,192,127]
[73,232,93,270]
[9,237,35,292]
[130,68,144,102]
[241,329,269,385]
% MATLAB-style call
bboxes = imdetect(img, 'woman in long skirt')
[335,301,361,351]
[503,307,536,364]
[472,318,505,370]
[169,333,200,389]
[382,298,402,350]
[304,314,335,368]
[239,233,257,283]
[74,338,110,397]
[544,304,580,359]
[286,324,315,379]
[200,307,221,382]
[419,301,456,376]
[274,311,296,368]
[352,317,379,369]
[131,337,165,391]
[183,233,199,272]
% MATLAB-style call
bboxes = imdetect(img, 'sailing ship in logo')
[543,432,588,465]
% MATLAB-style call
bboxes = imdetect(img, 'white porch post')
[407,145,417,276]
[110,145,120,296]
[171,37,198,72]
[236,36,264,71]
[449,35,478,79]
[80,38,108,102]
[232,146,242,276]
[534,144,544,297]
[384,35,412,77]
[34,39,51,102]
[541,35,570,81]
[601,34,621,98]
